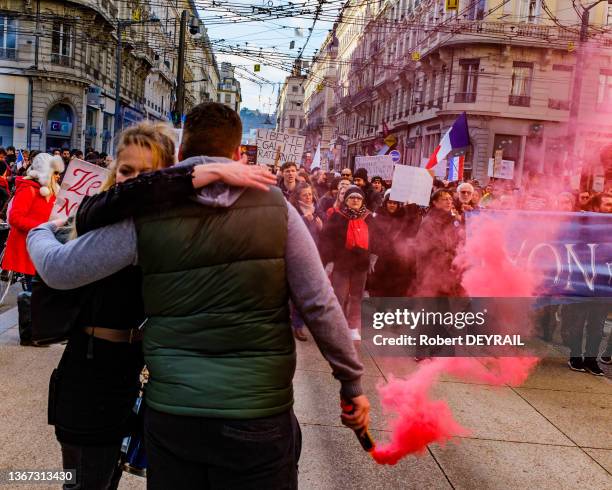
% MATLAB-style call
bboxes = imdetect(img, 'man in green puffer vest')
[29,102,369,489]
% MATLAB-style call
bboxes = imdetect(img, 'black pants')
[561,302,609,357]
[60,441,123,490]
[144,407,302,490]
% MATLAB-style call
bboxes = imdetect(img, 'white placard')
[389,165,434,206]
[354,155,395,180]
[421,157,446,178]
[487,158,515,180]
[255,128,306,166]
[51,159,110,219]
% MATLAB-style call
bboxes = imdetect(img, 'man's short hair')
[589,192,612,210]
[281,161,297,172]
[431,189,452,204]
[182,102,242,159]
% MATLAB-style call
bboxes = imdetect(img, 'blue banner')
[466,211,612,298]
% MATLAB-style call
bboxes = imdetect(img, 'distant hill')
[240,108,276,143]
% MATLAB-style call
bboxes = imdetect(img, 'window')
[548,65,572,110]
[598,70,612,105]
[0,16,17,59]
[225,94,231,103]
[519,0,540,23]
[456,59,479,103]
[289,117,296,128]
[51,21,73,66]
[468,0,486,20]
[292,85,298,93]
[509,61,533,106]
[299,119,303,129]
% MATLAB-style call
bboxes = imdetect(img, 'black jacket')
[51,165,196,445]
[319,210,373,272]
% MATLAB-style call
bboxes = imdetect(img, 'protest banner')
[354,155,395,180]
[488,158,515,179]
[240,144,258,165]
[389,165,433,206]
[51,159,110,219]
[256,129,305,166]
[466,211,612,297]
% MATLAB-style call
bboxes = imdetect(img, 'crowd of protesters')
[273,158,612,377]
[0,102,608,489]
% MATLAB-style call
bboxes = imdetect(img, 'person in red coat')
[2,153,64,284]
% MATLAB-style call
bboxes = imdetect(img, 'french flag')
[448,155,465,181]
[426,112,470,169]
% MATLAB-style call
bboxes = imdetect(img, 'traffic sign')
[389,149,401,163]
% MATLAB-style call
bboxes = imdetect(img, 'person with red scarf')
[320,185,375,341]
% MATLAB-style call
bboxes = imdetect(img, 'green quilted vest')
[134,187,295,419]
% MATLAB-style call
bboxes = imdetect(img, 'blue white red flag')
[426,112,470,169]
[448,155,465,181]
[15,150,24,169]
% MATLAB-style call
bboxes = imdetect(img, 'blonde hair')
[101,121,176,191]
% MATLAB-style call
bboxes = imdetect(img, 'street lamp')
[113,17,160,152]
[173,11,201,128]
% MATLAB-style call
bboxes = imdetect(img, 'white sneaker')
[350,329,361,341]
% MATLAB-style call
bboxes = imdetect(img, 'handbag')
[30,277,84,345]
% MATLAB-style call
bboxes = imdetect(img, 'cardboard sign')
[240,145,258,165]
[256,129,305,166]
[389,165,433,206]
[354,155,395,180]
[488,158,515,180]
[51,159,110,219]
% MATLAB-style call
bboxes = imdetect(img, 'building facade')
[218,62,241,112]
[0,0,219,153]
[276,67,306,135]
[303,33,338,169]
[313,0,612,182]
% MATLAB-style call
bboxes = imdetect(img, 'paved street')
[1,293,611,489]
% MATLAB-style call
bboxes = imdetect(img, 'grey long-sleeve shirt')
[27,203,364,399]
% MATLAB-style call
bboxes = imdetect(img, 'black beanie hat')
[354,167,368,181]
[343,185,366,203]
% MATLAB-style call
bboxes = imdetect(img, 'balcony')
[51,54,73,67]
[509,95,531,107]
[0,48,16,60]
[454,92,476,103]
[351,88,373,108]
[548,98,570,110]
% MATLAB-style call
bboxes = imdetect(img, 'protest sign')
[389,165,433,206]
[240,144,258,165]
[256,129,305,166]
[466,211,612,297]
[421,157,446,178]
[488,158,515,179]
[51,159,110,219]
[354,155,395,180]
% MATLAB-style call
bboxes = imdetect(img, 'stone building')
[218,62,241,112]
[0,0,219,153]
[316,0,612,183]
[303,32,338,169]
[276,64,306,135]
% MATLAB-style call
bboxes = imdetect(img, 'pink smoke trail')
[371,214,541,465]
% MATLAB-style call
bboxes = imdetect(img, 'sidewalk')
[0,321,611,489]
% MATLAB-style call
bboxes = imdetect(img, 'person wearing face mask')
[320,186,374,341]
[369,191,422,297]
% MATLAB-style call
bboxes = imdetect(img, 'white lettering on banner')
[51,159,110,219]
[389,165,433,206]
[255,128,306,166]
[354,155,395,180]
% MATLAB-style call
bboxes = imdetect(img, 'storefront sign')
[47,120,72,137]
